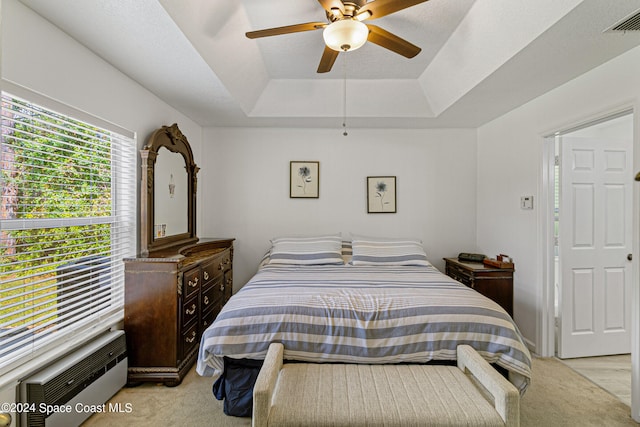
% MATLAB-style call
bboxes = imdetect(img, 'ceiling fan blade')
[317,45,339,73]
[358,0,429,20]
[367,25,421,58]
[317,0,345,15]
[246,22,326,39]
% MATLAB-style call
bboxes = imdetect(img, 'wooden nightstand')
[443,258,514,316]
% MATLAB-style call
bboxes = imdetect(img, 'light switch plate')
[521,196,533,210]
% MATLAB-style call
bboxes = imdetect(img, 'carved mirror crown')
[140,123,199,256]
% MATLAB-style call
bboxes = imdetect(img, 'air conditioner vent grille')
[21,331,127,427]
[29,333,126,406]
[609,10,640,31]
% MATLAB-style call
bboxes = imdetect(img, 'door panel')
[605,184,625,246]
[604,267,625,330]
[571,268,594,333]
[572,183,594,247]
[558,136,632,358]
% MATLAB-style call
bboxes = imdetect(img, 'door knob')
[628,254,633,261]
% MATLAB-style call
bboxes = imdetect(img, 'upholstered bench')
[253,343,519,427]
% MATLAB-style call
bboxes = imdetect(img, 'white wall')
[476,45,640,352]
[1,0,203,253]
[200,127,478,288]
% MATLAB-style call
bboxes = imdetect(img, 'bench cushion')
[268,363,505,427]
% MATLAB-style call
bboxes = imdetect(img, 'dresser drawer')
[183,267,201,298]
[181,322,198,361]
[202,308,215,330]
[202,277,224,313]
[213,250,232,275]
[446,264,473,287]
[182,294,199,328]
[201,260,218,287]
[223,273,233,302]
[201,250,231,285]
[202,302,222,330]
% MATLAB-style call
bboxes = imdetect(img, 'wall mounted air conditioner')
[19,330,127,427]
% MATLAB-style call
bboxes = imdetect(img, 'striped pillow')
[351,236,429,266]
[269,234,344,265]
[341,240,353,264]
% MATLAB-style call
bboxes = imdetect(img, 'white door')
[558,135,633,358]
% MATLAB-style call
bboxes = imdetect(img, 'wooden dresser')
[443,257,514,316]
[124,238,234,386]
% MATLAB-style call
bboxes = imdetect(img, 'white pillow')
[269,234,344,265]
[351,235,429,266]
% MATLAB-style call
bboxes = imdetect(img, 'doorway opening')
[550,110,634,406]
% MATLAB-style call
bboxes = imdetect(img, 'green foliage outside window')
[1,95,113,330]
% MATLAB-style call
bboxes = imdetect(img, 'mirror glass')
[141,123,197,256]
[153,146,188,239]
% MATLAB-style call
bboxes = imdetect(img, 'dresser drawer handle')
[203,271,209,280]
[203,296,209,305]
[185,331,196,343]
[185,304,196,315]
[188,277,198,287]
[220,283,225,292]
[219,258,231,270]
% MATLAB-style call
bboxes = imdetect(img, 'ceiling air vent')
[607,9,640,32]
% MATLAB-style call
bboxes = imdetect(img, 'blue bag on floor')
[213,356,264,417]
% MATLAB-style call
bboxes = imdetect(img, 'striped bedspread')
[197,263,532,393]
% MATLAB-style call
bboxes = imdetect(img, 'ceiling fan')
[245,0,429,73]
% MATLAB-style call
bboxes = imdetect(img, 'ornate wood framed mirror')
[140,123,199,256]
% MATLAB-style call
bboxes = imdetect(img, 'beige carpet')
[82,356,638,426]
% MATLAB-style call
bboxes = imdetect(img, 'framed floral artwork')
[290,161,319,198]
[367,176,396,213]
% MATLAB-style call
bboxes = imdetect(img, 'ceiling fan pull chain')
[342,54,348,136]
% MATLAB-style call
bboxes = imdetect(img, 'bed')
[197,235,532,416]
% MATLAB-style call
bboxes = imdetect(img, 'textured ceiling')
[18,0,640,129]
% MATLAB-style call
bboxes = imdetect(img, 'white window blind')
[0,91,136,374]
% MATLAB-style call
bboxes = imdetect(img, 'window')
[0,90,136,374]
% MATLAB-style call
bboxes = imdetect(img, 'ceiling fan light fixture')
[323,19,368,52]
